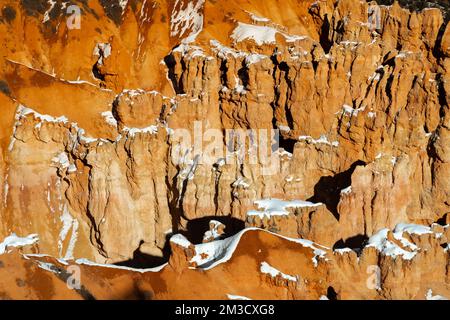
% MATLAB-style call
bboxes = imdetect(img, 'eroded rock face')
[0,225,448,300]
[0,0,449,299]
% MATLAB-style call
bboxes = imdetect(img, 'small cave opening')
[180,216,246,245]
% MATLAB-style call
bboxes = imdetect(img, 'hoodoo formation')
[0,0,449,300]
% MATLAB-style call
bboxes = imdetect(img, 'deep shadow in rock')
[180,216,246,244]
[114,216,245,269]
[115,234,173,269]
[436,212,449,225]
[333,234,369,253]
[307,160,366,219]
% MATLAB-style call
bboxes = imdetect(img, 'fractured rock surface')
[0,0,449,299]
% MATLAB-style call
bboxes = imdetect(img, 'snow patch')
[342,104,365,116]
[170,234,191,248]
[247,198,322,219]
[172,43,206,60]
[119,0,129,11]
[0,233,39,254]
[227,294,252,300]
[101,111,118,127]
[334,248,353,254]
[52,152,70,169]
[367,223,434,260]
[203,220,224,242]
[260,261,297,282]
[187,227,327,270]
[426,289,448,300]
[231,22,306,45]
[245,11,270,23]
[298,135,339,147]
[170,0,205,43]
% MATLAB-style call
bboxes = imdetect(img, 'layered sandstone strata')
[0,0,449,299]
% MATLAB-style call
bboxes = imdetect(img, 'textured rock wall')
[0,1,449,300]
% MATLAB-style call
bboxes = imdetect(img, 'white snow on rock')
[334,248,353,254]
[426,289,448,300]
[16,105,69,125]
[119,0,129,11]
[246,198,322,219]
[367,223,434,260]
[298,135,339,147]
[341,104,365,116]
[0,233,39,254]
[245,11,270,23]
[340,186,352,195]
[245,53,267,65]
[9,104,68,151]
[233,76,247,94]
[9,104,108,151]
[52,152,70,169]
[120,88,146,98]
[172,43,206,60]
[393,223,433,236]
[123,125,158,137]
[203,220,224,242]
[185,227,327,270]
[210,40,268,66]
[101,111,118,127]
[75,258,167,273]
[170,233,192,248]
[231,23,278,45]
[170,0,205,43]
[260,261,297,282]
[367,228,415,260]
[210,40,246,59]
[231,22,307,45]
[227,294,252,300]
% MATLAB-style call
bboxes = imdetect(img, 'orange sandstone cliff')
[0,0,449,300]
